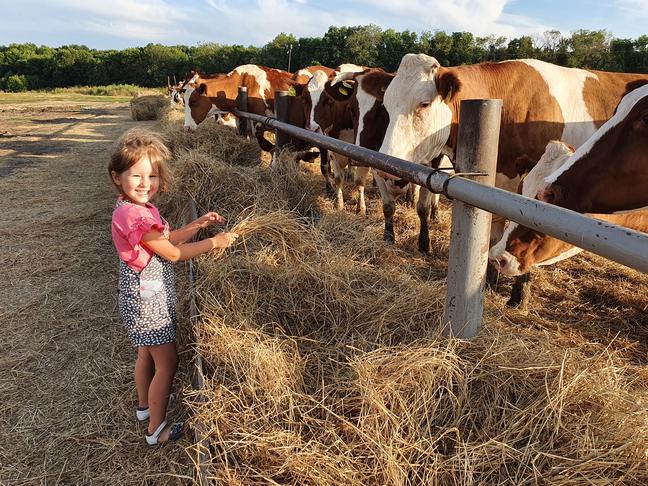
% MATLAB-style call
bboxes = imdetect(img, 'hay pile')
[130,93,167,120]
[159,119,648,484]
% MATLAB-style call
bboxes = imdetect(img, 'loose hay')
[130,93,167,120]
[159,116,648,484]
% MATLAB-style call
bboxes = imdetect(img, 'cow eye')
[642,114,648,126]
[419,101,431,109]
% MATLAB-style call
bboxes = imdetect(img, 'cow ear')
[324,79,355,102]
[624,79,648,97]
[436,69,460,103]
[197,83,207,95]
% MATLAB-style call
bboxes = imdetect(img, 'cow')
[378,53,648,253]
[489,140,648,308]
[539,82,648,213]
[292,65,335,85]
[183,64,299,152]
[328,68,453,237]
[298,65,366,201]
[299,65,373,212]
[168,70,237,127]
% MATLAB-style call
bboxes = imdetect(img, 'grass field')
[0,86,164,105]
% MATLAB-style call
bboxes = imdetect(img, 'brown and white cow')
[183,64,298,151]
[298,65,374,212]
[539,82,648,213]
[291,65,335,85]
[329,68,454,240]
[489,140,648,308]
[378,54,648,253]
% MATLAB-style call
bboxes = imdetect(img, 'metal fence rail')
[229,89,648,339]
[234,109,648,273]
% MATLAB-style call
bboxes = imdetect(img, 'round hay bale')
[157,103,184,130]
[129,94,167,121]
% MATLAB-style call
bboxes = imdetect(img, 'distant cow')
[539,82,648,213]
[489,140,648,308]
[378,54,648,253]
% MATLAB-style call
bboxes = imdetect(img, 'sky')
[2,0,647,50]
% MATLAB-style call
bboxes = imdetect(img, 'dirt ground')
[0,102,194,485]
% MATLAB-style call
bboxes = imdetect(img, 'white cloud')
[615,0,648,18]
[350,0,550,38]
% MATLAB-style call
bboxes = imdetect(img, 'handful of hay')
[129,93,167,121]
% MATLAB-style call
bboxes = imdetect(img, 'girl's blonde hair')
[108,128,172,192]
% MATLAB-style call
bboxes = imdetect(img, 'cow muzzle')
[488,252,522,277]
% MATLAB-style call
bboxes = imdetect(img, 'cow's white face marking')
[489,140,577,274]
[545,83,648,184]
[305,70,328,132]
[379,54,452,165]
[183,86,226,130]
[355,77,378,146]
[183,87,198,130]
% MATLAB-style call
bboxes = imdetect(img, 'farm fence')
[229,87,648,339]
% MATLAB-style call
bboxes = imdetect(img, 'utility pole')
[287,44,293,72]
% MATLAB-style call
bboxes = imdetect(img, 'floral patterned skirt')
[117,255,177,347]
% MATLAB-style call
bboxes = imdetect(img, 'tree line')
[2,25,647,91]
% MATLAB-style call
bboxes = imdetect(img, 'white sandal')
[145,420,183,445]
[136,407,150,421]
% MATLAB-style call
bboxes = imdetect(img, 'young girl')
[109,128,238,445]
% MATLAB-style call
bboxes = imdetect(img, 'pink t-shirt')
[111,199,170,272]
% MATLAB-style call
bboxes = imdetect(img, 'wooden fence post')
[236,86,249,140]
[442,99,501,339]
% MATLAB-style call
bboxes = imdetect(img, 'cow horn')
[173,75,177,86]
[167,76,171,89]
[330,71,357,87]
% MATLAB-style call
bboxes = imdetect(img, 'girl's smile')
[111,156,159,206]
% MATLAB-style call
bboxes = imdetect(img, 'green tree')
[257,33,297,70]
[378,28,418,71]
[449,32,476,65]
[506,36,537,59]
[422,30,453,66]
[567,30,612,69]
[346,24,382,68]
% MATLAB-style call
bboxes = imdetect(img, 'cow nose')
[488,256,507,269]
[184,125,194,133]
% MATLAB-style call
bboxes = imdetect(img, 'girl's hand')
[196,212,226,228]
[210,232,239,249]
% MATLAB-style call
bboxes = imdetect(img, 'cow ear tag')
[339,86,350,96]
[444,88,453,103]
[288,86,297,96]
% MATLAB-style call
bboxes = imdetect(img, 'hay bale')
[129,94,167,121]
[157,103,184,130]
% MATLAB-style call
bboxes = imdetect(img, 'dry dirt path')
[0,103,193,485]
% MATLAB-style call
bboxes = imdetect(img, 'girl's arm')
[168,212,226,245]
[141,228,238,262]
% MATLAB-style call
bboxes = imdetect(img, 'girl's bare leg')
[135,346,154,408]
[146,342,178,439]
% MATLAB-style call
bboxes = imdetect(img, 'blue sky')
[2,0,647,50]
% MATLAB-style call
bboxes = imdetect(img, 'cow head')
[303,70,333,132]
[183,84,223,131]
[489,141,581,276]
[539,83,648,213]
[379,54,459,165]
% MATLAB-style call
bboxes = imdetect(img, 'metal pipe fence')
[232,88,648,338]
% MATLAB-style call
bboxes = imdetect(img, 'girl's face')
[111,156,160,206]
